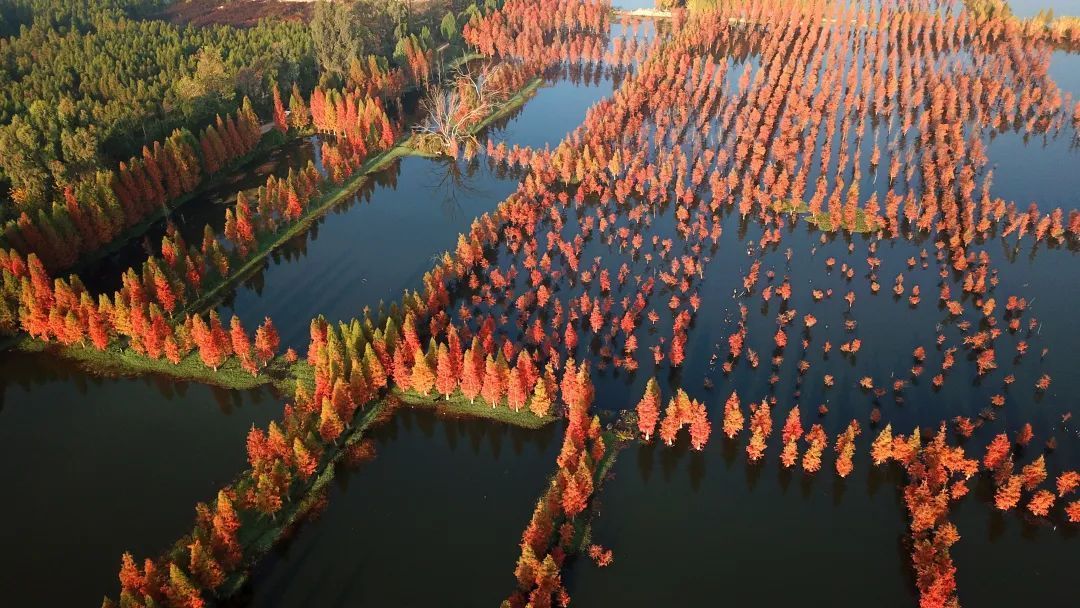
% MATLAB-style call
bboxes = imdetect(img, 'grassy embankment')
[569,428,626,551]
[67,129,290,277]
[14,335,305,392]
[777,200,873,234]
[469,76,545,134]
[7,69,545,387]
[509,420,629,600]
[209,399,392,599]
[145,385,556,602]
[568,410,636,550]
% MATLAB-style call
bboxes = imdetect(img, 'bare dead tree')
[412,66,506,156]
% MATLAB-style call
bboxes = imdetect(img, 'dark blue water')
[0,352,278,606]
[485,70,617,150]
[565,439,912,606]
[3,8,1079,607]
[242,410,563,608]
[215,156,521,349]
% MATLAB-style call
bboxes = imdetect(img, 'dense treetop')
[0,0,494,218]
[0,0,315,214]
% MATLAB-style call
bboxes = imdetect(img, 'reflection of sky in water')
[986,50,1080,209]
[1049,49,1080,99]
[612,0,657,10]
[484,20,656,150]
[0,354,276,606]
[1010,0,1080,18]
[216,156,520,349]
[247,411,562,608]
[486,75,615,149]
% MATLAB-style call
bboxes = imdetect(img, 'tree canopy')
[0,1,315,214]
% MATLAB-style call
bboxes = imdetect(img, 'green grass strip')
[12,335,303,393]
[213,401,390,599]
[66,131,290,276]
[392,387,556,430]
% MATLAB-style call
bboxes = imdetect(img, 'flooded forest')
[0,0,1077,606]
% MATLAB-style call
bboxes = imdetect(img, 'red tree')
[211,490,242,570]
[230,316,255,375]
[481,354,507,407]
[460,347,483,403]
[272,84,288,134]
[508,366,528,411]
[722,391,744,439]
[435,343,457,399]
[254,317,280,368]
[688,399,711,450]
[636,377,660,440]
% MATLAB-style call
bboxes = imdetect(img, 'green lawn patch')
[776,199,874,234]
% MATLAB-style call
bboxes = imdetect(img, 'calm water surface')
[0,353,278,606]
[239,409,563,608]
[2,11,1079,607]
[1010,0,1080,18]
[215,155,521,348]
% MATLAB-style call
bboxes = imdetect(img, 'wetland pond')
[5,8,1080,607]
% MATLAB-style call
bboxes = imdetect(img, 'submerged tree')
[636,378,661,440]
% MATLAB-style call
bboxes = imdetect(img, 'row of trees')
[3,243,281,376]
[392,318,558,418]
[0,4,314,212]
[1,101,263,271]
[633,379,1080,525]
[463,0,612,65]
[508,360,606,608]
[308,87,397,154]
[635,383,871,476]
[454,2,1080,605]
